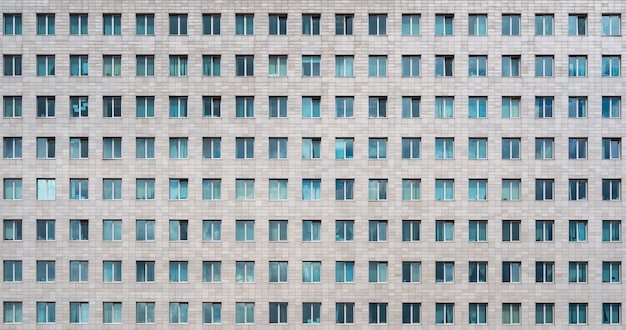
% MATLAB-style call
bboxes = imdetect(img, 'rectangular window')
[136,55,154,76]
[3,219,21,240]
[169,14,187,35]
[169,138,188,158]
[269,302,288,324]
[202,138,221,159]
[69,302,89,323]
[169,55,188,76]
[603,303,621,324]
[302,261,321,282]
[502,55,521,76]
[402,96,420,118]
[235,261,254,282]
[536,220,554,242]
[268,261,288,283]
[103,219,121,240]
[235,179,254,200]
[169,261,188,282]
[368,179,388,200]
[367,138,387,159]
[103,261,121,282]
[102,55,121,76]
[269,14,287,35]
[535,96,553,118]
[4,302,22,323]
[36,260,56,282]
[603,220,621,242]
[369,303,388,324]
[469,261,487,283]
[37,179,56,200]
[335,97,354,118]
[535,138,554,159]
[569,220,588,242]
[268,138,287,159]
[435,179,454,200]
[302,55,321,76]
[502,14,520,35]
[302,96,321,118]
[335,220,354,241]
[203,220,221,241]
[469,220,487,242]
[569,262,587,282]
[303,303,321,324]
[569,303,587,324]
[135,96,155,118]
[3,96,22,117]
[436,261,454,282]
[235,14,254,35]
[402,220,421,241]
[235,137,254,159]
[502,220,521,241]
[369,220,387,241]
[102,14,121,35]
[366,96,387,118]
[3,55,21,76]
[3,260,22,282]
[435,14,454,35]
[336,303,354,324]
[535,14,553,35]
[602,15,621,35]
[236,220,254,241]
[368,56,387,76]
[335,14,353,35]
[203,303,222,324]
[69,96,88,117]
[136,14,154,35]
[136,220,155,241]
[69,137,88,158]
[536,303,554,324]
[3,179,22,200]
[235,96,254,117]
[335,261,355,283]
[203,261,221,282]
[503,303,521,324]
[268,179,288,200]
[169,179,188,200]
[302,179,321,200]
[136,261,154,282]
[469,303,487,324]
[502,262,521,283]
[3,14,22,35]
[535,56,554,76]
[136,302,155,324]
[436,220,454,242]
[70,55,88,76]
[568,138,587,159]
[568,14,587,35]
[268,97,287,118]
[269,220,287,241]
[402,303,421,324]
[402,179,421,200]
[269,56,287,77]
[435,303,454,324]
[335,179,354,201]
[169,220,188,241]
[101,96,121,117]
[435,55,454,76]
[69,179,88,200]
[36,96,55,117]
[603,55,621,77]
[103,138,122,159]
[502,179,520,201]
[136,138,155,159]
[402,55,421,76]
[334,138,354,159]
[435,96,454,118]
[602,96,620,117]
[235,55,254,76]
[103,302,122,323]
[603,262,621,283]
[37,14,55,35]
[302,14,320,35]
[435,137,454,159]
[202,14,220,35]
[202,56,221,76]
[603,138,621,159]
[302,138,321,159]
[402,14,421,35]
[535,179,554,200]
[402,261,421,282]
[302,220,321,242]
[569,56,587,76]
[136,179,155,200]
[569,179,588,201]
[468,55,487,77]
[368,14,387,35]
[37,219,55,240]
[468,14,487,35]
[469,138,487,159]
[369,261,388,282]
[536,261,554,283]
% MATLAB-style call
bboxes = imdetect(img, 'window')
[3,261,22,282]
[502,55,520,76]
[502,220,521,241]
[535,96,553,118]
[332,97,354,119]
[336,303,354,324]
[169,220,188,241]
[569,56,587,76]
[436,303,454,324]
[236,261,254,282]
[302,179,321,200]
[502,262,521,283]
[302,55,321,76]
[201,138,221,160]
[236,220,254,241]
[435,14,454,35]
[603,303,621,324]
[335,179,354,201]
[103,55,121,76]
[203,220,221,241]
[268,97,287,118]
[603,220,621,242]
[236,55,254,76]
[534,303,555,324]
[303,303,321,324]
[200,56,221,78]
[269,179,288,200]
[569,262,587,282]
[536,220,554,242]
[368,14,387,35]
[202,14,220,35]
[202,261,222,283]
[335,221,354,242]
[468,303,487,324]
[335,14,353,35]
[37,14,55,34]
[535,14,553,35]
[369,261,388,282]
[302,138,321,159]
[435,137,454,159]
[569,179,588,201]
[402,220,421,241]
[369,303,387,324]
[169,14,187,35]
[103,138,121,159]
[603,56,621,77]
[268,137,287,159]
[103,219,121,241]
[269,261,287,282]
[402,55,421,76]
[235,14,254,35]
[569,220,587,242]
[368,138,387,159]
[502,179,520,201]
[368,179,388,200]
[402,261,421,282]
[369,220,387,241]
[269,302,288,324]
[402,179,421,200]
[400,303,421,324]
[69,302,88,323]
[103,261,121,282]
[235,96,254,117]
[3,220,21,240]
[69,96,89,117]
[569,138,587,159]
[3,14,22,35]
[136,14,154,35]
[402,96,420,118]
[435,96,454,117]
[435,179,454,200]
[3,97,21,117]
[169,138,188,158]
[69,179,88,200]
[169,261,188,282]
[603,138,621,159]
[70,261,88,282]
[468,55,487,76]
[3,55,21,76]
[3,302,22,323]
[169,179,188,200]
[335,138,354,159]
[535,261,554,283]
[169,55,188,76]
[136,261,154,282]
[37,179,56,200]
[368,96,387,118]
[37,219,55,240]
[36,260,55,282]
[102,14,121,35]
[202,303,223,324]
[469,261,487,283]
[436,261,454,283]
[133,96,155,118]
[103,302,122,323]
[368,56,387,76]
[468,220,487,242]
[70,55,88,76]
[69,137,88,158]
[268,14,287,35]
[468,14,487,35]
[302,261,321,282]
[603,262,621,283]
[568,14,587,35]
[402,14,420,35]
[535,56,553,76]
[536,179,554,200]
[435,55,454,76]
[136,55,154,76]
[135,138,155,159]
[36,96,55,118]
[302,220,321,241]
[603,96,620,118]
[235,179,254,200]
[502,303,521,324]
[468,138,488,159]
[302,96,321,118]
[602,15,621,35]
[267,220,288,242]
[502,14,520,35]
[136,220,155,241]
[435,220,454,242]
[569,303,587,324]
[269,56,287,77]
[136,302,155,324]
[535,138,554,159]
[3,179,22,200]
[302,14,320,35]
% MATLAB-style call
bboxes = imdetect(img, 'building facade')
[1,0,625,327]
